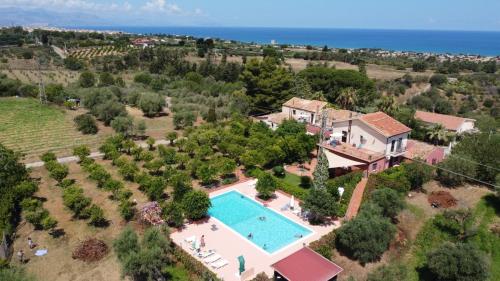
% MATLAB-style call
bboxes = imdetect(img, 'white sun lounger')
[184,236,196,243]
[198,249,215,258]
[211,259,229,269]
[204,254,221,264]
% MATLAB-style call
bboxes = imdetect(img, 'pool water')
[208,190,312,253]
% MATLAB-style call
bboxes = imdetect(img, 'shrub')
[336,213,396,264]
[256,173,277,200]
[111,116,134,137]
[437,156,477,187]
[73,145,91,161]
[47,162,69,182]
[272,166,285,177]
[62,185,91,218]
[74,114,98,134]
[87,204,107,227]
[429,74,447,86]
[87,164,111,187]
[119,200,135,221]
[162,202,184,228]
[41,152,57,163]
[425,243,489,281]
[133,72,152,85]
[182,190,211,221]
[300,176,312,188]
[79,71,96,88]
[302,188,338,224]
[401,161,433,190]
[119,162,139,181]
[138,92,166,117]
[113,227,140,262]
[370,188,405,219]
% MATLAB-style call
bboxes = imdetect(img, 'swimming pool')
[208,190,312,254]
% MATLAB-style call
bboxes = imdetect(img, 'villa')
[415,110,476,134]
[260,98,412,177]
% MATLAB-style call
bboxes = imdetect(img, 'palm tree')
[336,87,358,110]
[378,96,398,116]
[426,124,450,145]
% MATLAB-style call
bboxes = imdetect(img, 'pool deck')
[170,180,340,281]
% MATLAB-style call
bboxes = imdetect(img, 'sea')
[70,26,500,56]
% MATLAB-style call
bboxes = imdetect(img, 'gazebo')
[271,247,343,281]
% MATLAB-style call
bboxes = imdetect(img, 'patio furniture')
[210,224,218,231]
[204,254,222,264]
[280,203,290,211]
[198,249,215,258]
[184,236,196,243]
[211,259,229,269]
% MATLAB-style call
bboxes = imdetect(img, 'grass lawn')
[0,97,108,161]
[283,172,302,187]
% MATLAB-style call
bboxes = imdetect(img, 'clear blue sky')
[2,0,500,31]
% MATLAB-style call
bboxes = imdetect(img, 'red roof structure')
[359,112,411,137]
[271,247,343,281]
[415,110,474,131]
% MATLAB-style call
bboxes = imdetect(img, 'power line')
[447,154,500,172]
[411,158,499,189]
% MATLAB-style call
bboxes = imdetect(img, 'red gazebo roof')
[271,247,343,281]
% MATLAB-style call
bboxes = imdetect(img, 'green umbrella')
[238,255,245,275]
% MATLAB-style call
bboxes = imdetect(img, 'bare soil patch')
[428,191,457,208]
[72,238,109,263]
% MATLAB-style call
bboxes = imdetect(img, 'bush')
[370,188,405,219]
[64,57,83,70]
[162,202,184,228]
[87,204,107,227]
[256,173,277,200]
[302,188,338,224]
[134,72,152,85]
[182,190,211,221]
[79,71,96,88]
[73,145,91,161]
[429,74,447,86]
[138,92,166,117]
[47,162,69,182]
[336,213,396,264]
[401,161,433,190]
[74,114,98,134]
[111,116,134,137]
[272,166,285,177]
[62,185,91,218]
[41,152,57,163]
[436,156,477,187]
[300,176,312,188]
[119,200,135,221]
[425,243,489,281]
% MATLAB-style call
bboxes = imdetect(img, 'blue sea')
[71,26,500,56]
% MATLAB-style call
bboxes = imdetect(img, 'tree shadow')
[484,194,500,216]
[50,228,66,238]
[416,265,436,281]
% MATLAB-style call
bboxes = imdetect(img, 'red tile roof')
[272,247,343,281]
[283,97,328,113]
[415,110,474,131]
[359,112,411,137]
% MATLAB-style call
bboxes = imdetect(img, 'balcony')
[387,146,406,156]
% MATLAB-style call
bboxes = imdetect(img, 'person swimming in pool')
[263,244,267,250]
[258,216,266,221]
[295,234,303,238]
[248,233,253,239]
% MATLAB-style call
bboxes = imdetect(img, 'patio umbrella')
[290,195,295,209]
[238,255,245,275]
[338,187,345,198]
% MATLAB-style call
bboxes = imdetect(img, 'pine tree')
[313,149,329,189]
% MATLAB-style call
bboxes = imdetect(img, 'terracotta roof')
[359,112,411,137]
[272,247,343,281]
[324,108,360,123]
[415,110,474,131]
[405,140,444,160]
[261,112,289,125]
[283,97,328,113]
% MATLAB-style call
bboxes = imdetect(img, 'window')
[397,138,403,151]
[372,163,378,171]
[360,135,365,144]
[390,140,396,152]
[432,159,437,165]
[292,109,296,115]
[342,131,347,143]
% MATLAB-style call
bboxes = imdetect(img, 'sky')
[1,0,500,31]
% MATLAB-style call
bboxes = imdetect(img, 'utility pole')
[37,57,47,104]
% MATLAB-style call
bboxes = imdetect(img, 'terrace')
[170,180,339,281]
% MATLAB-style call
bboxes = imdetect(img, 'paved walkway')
[344,178,368,220]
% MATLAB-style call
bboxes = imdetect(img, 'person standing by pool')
[200,235,205,248]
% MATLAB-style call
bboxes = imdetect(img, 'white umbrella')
[290,195,295,209]
[338,187,345,197]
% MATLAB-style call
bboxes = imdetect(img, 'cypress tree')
[313,149,329,189]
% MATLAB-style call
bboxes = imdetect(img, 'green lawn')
[0,97,104,160]
[283,172,302,187]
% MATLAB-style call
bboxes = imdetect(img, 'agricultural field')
[0,97,111,162]
[68,46,128,60]
[0,68,79,85]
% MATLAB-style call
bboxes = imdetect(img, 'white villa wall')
[330,120,409,156]
[457,120,475,133]
[282,106,317,124]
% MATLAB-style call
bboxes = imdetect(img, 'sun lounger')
[198,249,215,258]
[184,236,196,243]
[204,254,221,264]
[211,259,229,269]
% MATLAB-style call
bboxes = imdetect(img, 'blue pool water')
[208,190,312,254]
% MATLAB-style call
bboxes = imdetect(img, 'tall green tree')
[313,150,329,189]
